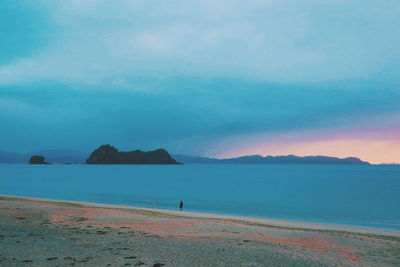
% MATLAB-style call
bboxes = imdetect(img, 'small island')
[86,144,179,164]
[29,155,50,164]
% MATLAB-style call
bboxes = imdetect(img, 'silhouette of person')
[179,200,184,211]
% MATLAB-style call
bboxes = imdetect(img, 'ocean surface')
[0,164,399,230]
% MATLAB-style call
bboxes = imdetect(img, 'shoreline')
[1,193,400,266]
[1,194,398,237]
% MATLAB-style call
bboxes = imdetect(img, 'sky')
[0,0,399,164]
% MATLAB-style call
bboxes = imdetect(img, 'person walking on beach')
[179,200,184,212]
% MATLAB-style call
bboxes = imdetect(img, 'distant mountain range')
[0,149,370,165]
[0,150,88,164]
[173,154,370,165]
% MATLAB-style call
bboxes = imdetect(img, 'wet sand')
[0,195,399,266]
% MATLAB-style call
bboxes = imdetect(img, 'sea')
[0,164,399,230]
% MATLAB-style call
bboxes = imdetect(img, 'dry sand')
[0,195,399,266]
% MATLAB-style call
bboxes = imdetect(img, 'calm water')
[0,164,399,230]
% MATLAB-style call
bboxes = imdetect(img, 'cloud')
[1,0,400,87]
[1,79,399,155]
[0,97,31,115]
[1,0,400,163]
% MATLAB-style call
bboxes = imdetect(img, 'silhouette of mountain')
[0,150,370,165]
[29,155,50,164]
[173,154,220,164]
[86,144,179,164]
[0,150,87,164]
[33,150,88,164]
[173,154,370,164]
[0,151,26,163]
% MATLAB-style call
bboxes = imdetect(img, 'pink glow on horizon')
[215,127,400,164]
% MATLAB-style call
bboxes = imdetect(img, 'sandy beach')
[0,195,399,266]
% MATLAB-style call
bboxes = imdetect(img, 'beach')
[0,195,399,266]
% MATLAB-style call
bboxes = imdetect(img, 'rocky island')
[28,155,50,164]
[86,144,179,164]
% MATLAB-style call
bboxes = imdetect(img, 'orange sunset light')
[220,138,400,165]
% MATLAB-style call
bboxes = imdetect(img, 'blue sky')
[1,0,400,162]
